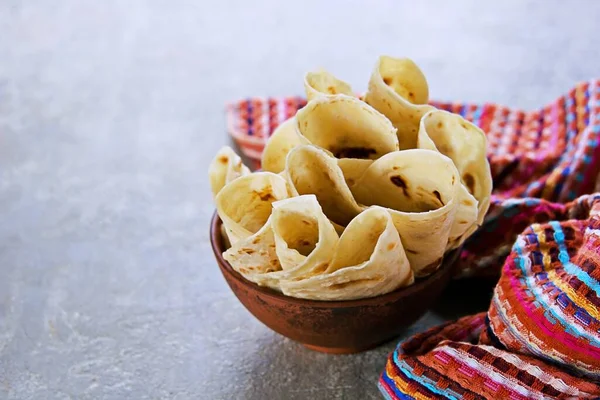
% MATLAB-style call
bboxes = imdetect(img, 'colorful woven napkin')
[226,80,600,278]
[227,80,600,398]
[380,193,600,399]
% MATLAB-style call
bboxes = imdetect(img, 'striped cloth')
[380,193,600,399]
[226,80,600,278]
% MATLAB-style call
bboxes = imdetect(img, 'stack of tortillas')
[209,55,492,301]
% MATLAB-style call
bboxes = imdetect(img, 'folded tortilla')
[223,195,339,290]
[304,69,354,101]
[215,172,290,245]
[223,216,282,279]
[295,94,399,160]
[208,146,251,198]
[337,158,374,187]
[285,144,363,226]
[446,184,479,250]
[280,207,414,300]
[364,56,435,150]
[350,149,471,276]
[261,117,303,173]
[417,109,492,227]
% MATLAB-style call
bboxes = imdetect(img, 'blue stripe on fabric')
[514,222,600,345]
[247,99,254,136]
[471,105,484,127]
[393,349,457,400]
[380,371,414,400]
[550,221,600,298]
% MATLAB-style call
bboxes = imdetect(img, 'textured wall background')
[1,1,599,399]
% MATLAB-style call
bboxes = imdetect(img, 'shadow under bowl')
[210,212,458,354]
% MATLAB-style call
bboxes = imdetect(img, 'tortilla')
[304,69,354,101]
[417,109,492,226]
[446,184,479,250]
[224,195,339,290]
[285,145,363,226]
[215,172,290,245]
[222,217,282,281]
[337,158,374,187]
[208,146,251,197]
[295,94,399,160]
[350,149,471,276]
[280,207,414,300]
[364,56,435,150]
[270,195,339,273]
[261,117,303,173]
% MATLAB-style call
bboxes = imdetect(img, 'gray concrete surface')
[0,1,599,399]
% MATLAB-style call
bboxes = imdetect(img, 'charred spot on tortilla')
[432,190,444,206]
[383,77,392,85]
[387,242,397,251]
[463,173,475,194]
[241,248,255,254]
[390,175,409,197]
[252,237,260,244]
[461,199,473,207]
[254,189,275,201]
[326,86,336,94]
[218,155,229,163]
[408,92,415,100]
[332,147,377,159]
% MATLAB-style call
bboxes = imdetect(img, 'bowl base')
[303,342,381,354]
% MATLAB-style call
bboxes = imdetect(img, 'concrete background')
[1,0,599,399]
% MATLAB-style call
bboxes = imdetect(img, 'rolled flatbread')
[216,172,290,245]
[208,146,251,198]
[295,94,399,160]
[350,149,474,276]
[364,56,435,150]
[280,207,414,300]
[417,109,492,230]
[304,69,354,101]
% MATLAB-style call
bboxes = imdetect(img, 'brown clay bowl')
[210,212,458,354]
